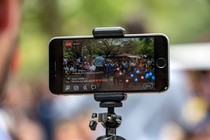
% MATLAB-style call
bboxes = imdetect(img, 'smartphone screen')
[49,34,169,94]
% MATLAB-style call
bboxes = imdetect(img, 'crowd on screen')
[64,55,155,86]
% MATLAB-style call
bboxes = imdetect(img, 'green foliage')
[137,38,154,57]
[19,0,210,79]
[63,47,75,59]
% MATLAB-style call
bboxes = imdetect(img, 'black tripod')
[89,93,127,140]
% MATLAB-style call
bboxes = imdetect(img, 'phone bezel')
[49,34,169,95]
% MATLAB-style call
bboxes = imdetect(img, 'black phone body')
[49,34,169,95]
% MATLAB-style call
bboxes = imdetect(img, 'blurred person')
[35,77,57,140]
[0,0,21,96]
[53,115,94,140]
[53,118,81,140]
[3,80,36,114]
[0,108,15,140]
[0,1,21,140]
[1,79,45,140]
[16,117,45,140]
[123,18,147,34]
[76,114,96,140]
[171,43,210,140]
[184,70,210,140]
[160,122,185,140]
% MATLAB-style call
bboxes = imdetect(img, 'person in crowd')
[0,0,21,97]
[53,115,94,140]
[184,70,210,140]
[93,52,105,73]
[93,53,105,88]
[0,1,21,140]
[15,117,45,140]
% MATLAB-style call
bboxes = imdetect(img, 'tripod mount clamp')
[92,27,125,38]
[94,92,127,108]
[89,93,127,140]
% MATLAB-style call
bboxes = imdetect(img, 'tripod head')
[89,93,127,140]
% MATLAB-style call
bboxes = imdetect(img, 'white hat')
[171,43,210,70]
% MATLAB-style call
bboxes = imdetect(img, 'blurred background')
[0,0,210,140]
